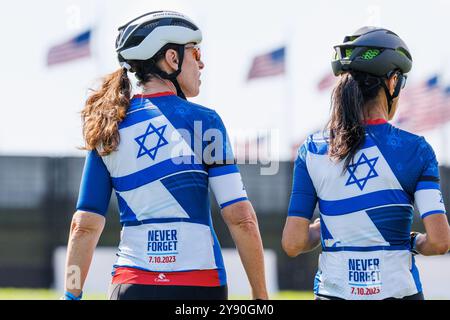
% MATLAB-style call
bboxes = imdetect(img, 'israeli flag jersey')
[76,92,248,287]
[288,120,446,299]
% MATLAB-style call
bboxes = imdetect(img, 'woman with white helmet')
[62,10,268,300]
[282,26,450,300]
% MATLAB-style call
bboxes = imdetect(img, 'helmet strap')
[153,47,187,100]
[125,46,188,100]
[380,73,403,115]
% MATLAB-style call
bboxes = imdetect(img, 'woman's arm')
[282,217,321,257]
[414,214,450,256]
[64,211,105,298]
[412,141,449,256]
[222,201,268,300]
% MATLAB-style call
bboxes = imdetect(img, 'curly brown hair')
[81,43,184,156]
[81,68,132,156]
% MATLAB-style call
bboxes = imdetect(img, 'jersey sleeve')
[288,140,318,220]
[206,112,248,209]
[76,150,113,216]
[414,139,446,219]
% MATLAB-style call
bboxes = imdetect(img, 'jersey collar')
[132,92,176,99]
[363,119,388,125]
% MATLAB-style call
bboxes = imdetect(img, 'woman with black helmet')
[62,11,268,300]
[282,27,450,300]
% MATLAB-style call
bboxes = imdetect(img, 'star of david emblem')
[345,153,379,191]
[135,122,168,160]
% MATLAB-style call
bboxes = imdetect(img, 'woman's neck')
[363,96,389,121]
[141,78,176,95]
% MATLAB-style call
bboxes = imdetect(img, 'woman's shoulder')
[374,124,437,166]
[386,123,433,151]
[296,130,329,158]
[176,100,219,117]
[163,97,221,128]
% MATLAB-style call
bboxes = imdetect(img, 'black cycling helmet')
[332,26,412,77]
[332,26,413,113]
[115,11,202,100]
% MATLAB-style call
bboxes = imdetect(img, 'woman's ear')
[388,73,399,95]
[164,49,179,71]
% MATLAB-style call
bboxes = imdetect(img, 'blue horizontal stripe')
[147,252,179,256]
[209,165,239,177]
[122,217,208,227]
[319,189,412,216]
[322,245,409,252]
[220,197,248,209]
[421,210,446,219]
[164,183,209,191]
[415,181,440,191]
[162,174,208,189]
[349,283,382,287]
[112,156,206,192]
[119,108,163,130]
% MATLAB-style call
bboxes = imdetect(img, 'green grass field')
[0,288,313,300]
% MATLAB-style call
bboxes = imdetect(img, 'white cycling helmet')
[115,10,203,99]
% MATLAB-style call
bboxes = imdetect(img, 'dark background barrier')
[0,156,449,290]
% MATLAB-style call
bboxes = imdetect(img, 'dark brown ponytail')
[328,72,382,170]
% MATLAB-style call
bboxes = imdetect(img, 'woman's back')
[290,121,445,299]
[78,92,245,286]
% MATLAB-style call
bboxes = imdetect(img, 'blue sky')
[1,0,450,162]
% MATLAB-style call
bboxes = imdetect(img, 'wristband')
[410,232,420,256]
[62,291,83,300]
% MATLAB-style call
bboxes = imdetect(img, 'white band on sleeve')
[414,189,446,218]
[209,172,248,209]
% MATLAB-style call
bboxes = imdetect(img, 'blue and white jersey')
[76,92,248,287]
[288,120,446,299]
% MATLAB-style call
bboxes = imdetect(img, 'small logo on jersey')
[135,122,169,160]
[440,192,444,204]
[154,273,170,283]
[346,153,379,191]
[387,136,402,150]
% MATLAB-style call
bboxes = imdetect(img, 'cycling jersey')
[76,92,248,287]
[288,119,446,300]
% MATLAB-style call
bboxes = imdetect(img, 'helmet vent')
[169,19,198,31]
[361,49,381,60]
[142,21,159,30]
[345,48,353,58]
[396,48,412,60]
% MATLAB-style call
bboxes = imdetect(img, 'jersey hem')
[220,197,248,209]
[111,266,223,287]
[421,210,446,219]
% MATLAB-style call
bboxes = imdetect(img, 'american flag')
[317,72,337,92]
[394,75,450,133]
[47,30,92,66]
[247,47,286,80]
